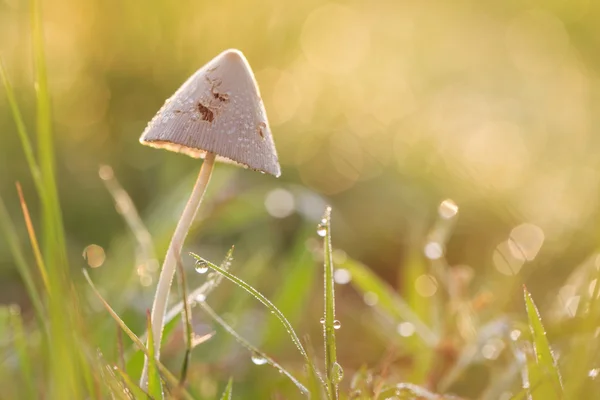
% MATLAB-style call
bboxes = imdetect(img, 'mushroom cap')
[140,49,281,177]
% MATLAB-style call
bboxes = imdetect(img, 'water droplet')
[333,320,341,329]
[317,224,327,237]
[331,362,344,384]
[589,368,599,379]
[195,260,209,274]
[251,353,268,365]
[196,293,206,302]
[319,317,325,324]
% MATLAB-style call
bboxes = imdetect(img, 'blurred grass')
[2,0,600,398]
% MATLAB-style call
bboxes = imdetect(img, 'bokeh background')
[1,0,600,398]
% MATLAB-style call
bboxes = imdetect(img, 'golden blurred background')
[1,0,600,396]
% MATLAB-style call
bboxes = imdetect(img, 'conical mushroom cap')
[140,49,280,177]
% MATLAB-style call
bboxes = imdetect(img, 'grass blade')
[198,301,309,396]
[523,286,563,399]
[146,311,164,399]
[174,252,193,388]
[30,0,67,268]
[83,270,196,400]
[340,257,438,346]
[189,253,311,366]
[263,227,317,351]
[113,365,151,399]
[0,194,45,328]
[219,377,233,400]
[15,182,50,294]
[319,206,340,399]
[0,60,43,193]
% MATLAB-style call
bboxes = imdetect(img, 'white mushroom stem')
[141,151,216,389]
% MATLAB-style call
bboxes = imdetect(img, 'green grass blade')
[30,0,67,267]
[219,377,233,400]
[0,195,45,328]
[340,257,438,346]
[113,365,151,399]
[198,301,309,396]
[128,247,234,375]
[174,251,193,388]
[28,1,79,397]
[16,183,51,294]
[523,286,563,399]
[0,60,44,193]
[189,253,311,365]
[319,206,340,399]
[83,270,196,400]
[146,311,163,399]
[10,306,37,400]
[263,227,317,352]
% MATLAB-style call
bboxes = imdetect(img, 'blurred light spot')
[332,249,348,264]
[506,10,570,75]
[140,274,153,287]
[300,3,370,74]
[508,223,545,261]
[363,291,378,306]
[589,369,599,379]
[415,274,438,297]
[438,199,459,219]
[264,188,295,218]
[98,165,114,180]
[83,244,105,268]
[493,241,524,276]
[510,329,521,341]
[334,268,351,285]
[195,293,206,302]
[424,242,444,260]
[482,338,505,360]
[397,322,415,337]
[146,259,159,273]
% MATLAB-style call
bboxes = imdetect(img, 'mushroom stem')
[141,151,216,389]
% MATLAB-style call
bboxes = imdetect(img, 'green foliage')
[523,287,563,399]
[320,206,341,399]
[219,378,233,400]
[2,1,600,398]
[146,311,164,399]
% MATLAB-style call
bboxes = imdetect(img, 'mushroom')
[139,49,280,387]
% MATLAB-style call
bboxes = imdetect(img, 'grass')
[1,1,599,399]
